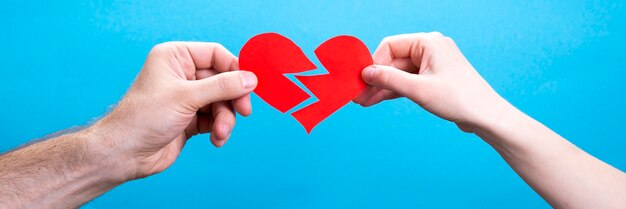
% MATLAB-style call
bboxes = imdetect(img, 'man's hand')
[353,32,508,133]
[0,42,257,209]
[90,42,258,179]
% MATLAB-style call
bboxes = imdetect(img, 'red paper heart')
[239,33,372,133]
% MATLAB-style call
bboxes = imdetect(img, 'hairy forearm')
[474,103,626,209]
[0,128,130,208]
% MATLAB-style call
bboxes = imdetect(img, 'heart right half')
[239,33,373,133]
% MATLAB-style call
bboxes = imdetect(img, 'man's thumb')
[361,65,421,97]
[186,71,257,108]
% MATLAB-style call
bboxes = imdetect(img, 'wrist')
[456,91,517,133]
[469,99,530,151]
[81,122,139,184]
[473,99,520,131]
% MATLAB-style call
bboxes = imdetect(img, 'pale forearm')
[355,32,626,208]
[474,104,626,209]
[0,128,130,208]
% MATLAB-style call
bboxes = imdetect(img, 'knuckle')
[421,37,437,50]
[382,33,412,44]
[409,33,433,49]
[429,31,444,37]
[427,33,448,48]
[409,32,427,40]
[207,42,230,56]
[216,75,234,92]
[151,42,173,53]
[209,42,224,49]
[444,36,457,45]
[377,68,391,86]
[410,32,426,37]
[218,108,236,125]
[381,36,393,45]
[150,42,182,57]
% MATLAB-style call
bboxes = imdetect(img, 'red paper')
[239,33,373,133]
[292,36,372,133]
[239,33,315,113]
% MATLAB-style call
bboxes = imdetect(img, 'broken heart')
[239,33,373,133]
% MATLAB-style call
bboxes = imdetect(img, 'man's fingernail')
[240,71,258,89]
[362,66,377,83]
[221,125,231,140]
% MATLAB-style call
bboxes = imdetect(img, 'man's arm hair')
[1,125,86,156]
[1,104,116,156]
[0,124,129,209]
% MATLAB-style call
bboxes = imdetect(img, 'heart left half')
[239,33,373,133]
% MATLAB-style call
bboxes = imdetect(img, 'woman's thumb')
[361,65,422,97]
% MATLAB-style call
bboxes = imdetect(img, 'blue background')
[1,0,625,208]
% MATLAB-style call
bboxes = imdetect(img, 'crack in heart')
[239,33,373,133]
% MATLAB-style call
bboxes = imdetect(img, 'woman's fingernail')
[240,71,258,89]
[362,66,377,82]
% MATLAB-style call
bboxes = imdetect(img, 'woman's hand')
[354,32,511,132]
